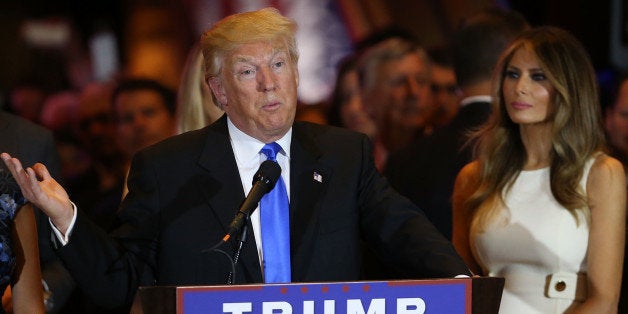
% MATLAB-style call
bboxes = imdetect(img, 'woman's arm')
[575,154,626,313]
[11,203,45,314]
[452,161,483,275]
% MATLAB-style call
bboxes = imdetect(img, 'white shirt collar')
[460,95,492,107]
[227,117,292,164]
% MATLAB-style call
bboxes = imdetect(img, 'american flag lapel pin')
[313,171,323,183]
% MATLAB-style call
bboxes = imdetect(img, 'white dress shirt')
[227,117,292,271]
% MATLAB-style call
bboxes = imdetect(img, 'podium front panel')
[176,279,471,314]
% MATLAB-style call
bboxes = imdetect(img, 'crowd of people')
[0,5,626,314]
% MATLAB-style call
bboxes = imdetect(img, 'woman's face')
[340,70,377,137]
[502,46,555,126]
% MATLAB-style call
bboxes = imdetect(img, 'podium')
[138,277,504,313]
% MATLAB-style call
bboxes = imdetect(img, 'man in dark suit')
[2,8,470,310]
[0,110,76,312]
[384,8,530,240]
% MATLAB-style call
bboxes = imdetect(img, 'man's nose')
[258,67,277,92]
[405,77,421,95]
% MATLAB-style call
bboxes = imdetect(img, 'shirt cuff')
[49,201,78,246]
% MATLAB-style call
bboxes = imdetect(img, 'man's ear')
[207,77,228,106]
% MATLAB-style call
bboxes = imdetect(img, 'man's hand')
[1,152,74,234]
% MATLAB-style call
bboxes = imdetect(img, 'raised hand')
[1,152,74,235]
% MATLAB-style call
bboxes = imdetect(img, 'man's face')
[76,98,118,159]
[209,41,298,143]
[607,81,628,156]
[364,52,433,132]
[114,89,175,157]
[430,64,461,126]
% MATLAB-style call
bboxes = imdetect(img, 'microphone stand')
[226,215,251,285]
[202,238,236,285]
[202,213,253,285]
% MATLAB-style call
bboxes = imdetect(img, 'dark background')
[0,0,618,106]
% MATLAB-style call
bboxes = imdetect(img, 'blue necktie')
[259,142,291,283]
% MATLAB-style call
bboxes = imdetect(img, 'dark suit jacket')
[384,101,491,240]
[0,111,60,172]
[0,111,77,311]
[56,115,470,308]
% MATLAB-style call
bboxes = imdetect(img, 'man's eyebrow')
[232,48,287,65]
[233,56,253,63]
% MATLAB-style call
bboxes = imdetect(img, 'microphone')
[223,160,281,241]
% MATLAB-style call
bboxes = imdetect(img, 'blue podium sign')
[177,279,471,314]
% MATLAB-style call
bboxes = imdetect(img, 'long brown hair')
[466,26,605,229]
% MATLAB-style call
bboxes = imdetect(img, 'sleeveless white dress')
[471,158,594,313]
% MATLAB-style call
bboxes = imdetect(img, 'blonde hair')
[200,7,298,81]
[175,44,223,134]
[466,26,605,230]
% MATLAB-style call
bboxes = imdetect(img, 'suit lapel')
[195,115,263,282]
[289,123,331,280]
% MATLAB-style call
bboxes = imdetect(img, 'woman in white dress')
[452,26,626,313]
